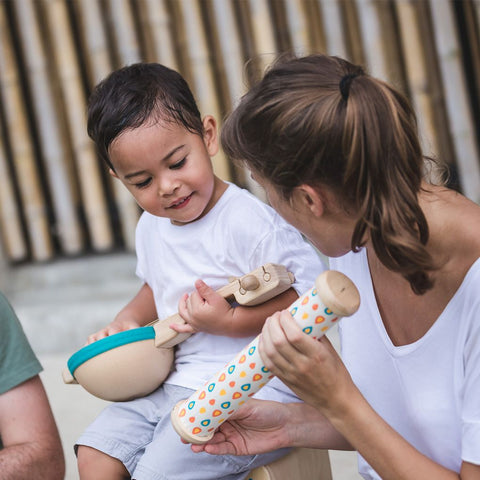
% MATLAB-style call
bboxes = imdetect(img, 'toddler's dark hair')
[87,63,203,171]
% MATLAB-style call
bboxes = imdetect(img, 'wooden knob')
[315,270,360,317]
[62,367,78,385]
[240,275,260,291]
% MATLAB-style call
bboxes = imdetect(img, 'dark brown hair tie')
[339,73,359,101]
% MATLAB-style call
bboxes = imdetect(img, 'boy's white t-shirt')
[136,183,326,401]
[330,250,480,477]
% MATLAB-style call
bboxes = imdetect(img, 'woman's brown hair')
[221,54,435,294]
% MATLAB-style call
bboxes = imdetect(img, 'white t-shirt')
[330,250,480,478]
[136,183,326,401]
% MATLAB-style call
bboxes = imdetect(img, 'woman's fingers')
[259,311,311,375]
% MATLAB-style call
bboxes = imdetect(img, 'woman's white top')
[331,251,480,477]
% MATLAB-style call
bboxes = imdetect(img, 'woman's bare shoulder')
[423,186,480,266]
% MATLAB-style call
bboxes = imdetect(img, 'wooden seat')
[247,448,332,480]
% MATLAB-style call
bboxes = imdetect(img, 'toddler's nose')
[158,176,179,196]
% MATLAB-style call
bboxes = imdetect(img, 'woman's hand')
[259,310,354,415]
[190,398,350,455]
[190,399,294,455]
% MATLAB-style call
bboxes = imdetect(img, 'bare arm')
[0,376,65,480]
[330,388,480,480]
[174,280,299,337]
[191,398,351,456]
[259,311,480,480]
[88,282,157,342]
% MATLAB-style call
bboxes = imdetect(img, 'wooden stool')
[247,448,332,480]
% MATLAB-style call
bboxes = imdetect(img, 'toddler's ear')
[202,115,219,156]
[108,168,119,179]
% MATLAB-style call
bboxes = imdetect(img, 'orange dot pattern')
[174,284,340,438]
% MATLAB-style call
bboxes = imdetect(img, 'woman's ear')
[202,115,219,157]
[295,184,325,217]
[108,168,118,179]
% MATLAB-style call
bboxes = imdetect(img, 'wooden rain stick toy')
[170,270,360,444]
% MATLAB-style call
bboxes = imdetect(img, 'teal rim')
[67,326,155,378]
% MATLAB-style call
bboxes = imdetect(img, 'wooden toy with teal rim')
[62,264,295,401]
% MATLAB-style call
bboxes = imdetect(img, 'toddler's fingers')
[87,330,107,344]
[169,322,195,334]
[178,293,189,318]
[194,279,216,302]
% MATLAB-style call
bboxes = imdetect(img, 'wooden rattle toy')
[62,264,295,402]
[170,270,360,444]
[62,326,174,402]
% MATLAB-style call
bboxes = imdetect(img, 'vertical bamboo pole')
[41,0,113,250]
[412,1,457,178]
[429,0,480,203]
[210,0,266,199]
[353,0,390,80]
[176,0,231,181]
[107,0,142,65]
[0,114,28,262]
[317,0,349,58]
[247,0,278,74]
[76,0,112,85]
[210,0,246,107]
[76,0,139,251]
[341,0,365,66]
[395,0,440,164]
[140,0,179,69]
[14,0,84,255]
[283,0,311,56]
[298,0,325,54]
[0,3,53,261]
[461,0,480,112]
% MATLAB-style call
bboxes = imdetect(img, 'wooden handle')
[153,279,259,348]
[153,314,192,348]
[154,263,295,348]
[62,367,78,385]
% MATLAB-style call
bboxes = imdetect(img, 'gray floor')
[5,253,361,480]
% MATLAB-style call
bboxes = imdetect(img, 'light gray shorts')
[76,383,290,480]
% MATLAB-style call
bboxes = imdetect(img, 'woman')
[191,54,480,479]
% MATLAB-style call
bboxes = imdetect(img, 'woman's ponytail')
[343,76,435,293]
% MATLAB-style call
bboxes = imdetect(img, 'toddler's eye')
[134,178,152,189]
[170,158,186,170]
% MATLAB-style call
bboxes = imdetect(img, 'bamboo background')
[0,0,479,264]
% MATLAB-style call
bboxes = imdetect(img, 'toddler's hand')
[176,279,233,335]
[169,294,196,335]
[86,318,142,344]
